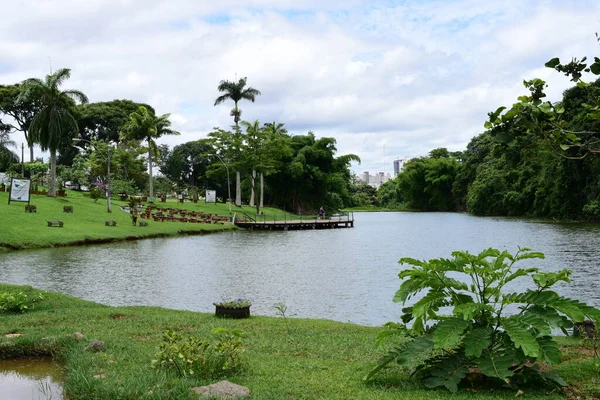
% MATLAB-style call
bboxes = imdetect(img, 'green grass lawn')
[0,284,599,399]
[0,190,295,252]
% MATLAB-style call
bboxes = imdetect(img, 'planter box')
[215,306,250,319]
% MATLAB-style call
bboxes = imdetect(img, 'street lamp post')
[213,154,232,214]
[73,139,112,213]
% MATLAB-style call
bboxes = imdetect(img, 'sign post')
[8,178,31,205]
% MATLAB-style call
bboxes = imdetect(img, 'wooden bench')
[138,221,148,227]
[47,220,63,227]
[63,205,73,213]
[105,220,117,226]
[25,205,37,213]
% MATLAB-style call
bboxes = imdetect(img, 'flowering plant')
[213,299,252,309]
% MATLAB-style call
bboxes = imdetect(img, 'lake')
[1,212,599,326]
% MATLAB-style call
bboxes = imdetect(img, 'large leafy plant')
[366,248,600,392]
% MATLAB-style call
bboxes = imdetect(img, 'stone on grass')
[86,339,106,352]
[41,337,56,345]
[73,332,86,341]
[192,380,251,399]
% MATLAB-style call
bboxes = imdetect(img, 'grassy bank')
[0,284,599,399]
[0,190,295,252]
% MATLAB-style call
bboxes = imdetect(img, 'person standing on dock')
[319,206,325,220]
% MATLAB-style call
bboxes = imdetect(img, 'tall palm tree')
[121,106,179,202]
[214,77,261,125]
[18,68,88,197]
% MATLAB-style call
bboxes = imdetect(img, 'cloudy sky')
[1,0,599,174]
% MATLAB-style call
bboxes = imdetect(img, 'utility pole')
[21,143,24,177]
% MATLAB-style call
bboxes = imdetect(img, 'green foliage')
[213,299,251,309]
[152,328,245,378]
[110,179,138,196]
[0,289,43,313]
[396,153,462,211]
[367,247,600,392]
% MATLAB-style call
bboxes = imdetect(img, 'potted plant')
[213,299,251,319]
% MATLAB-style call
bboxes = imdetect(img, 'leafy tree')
[18,68,88,197]
[120,106,179,201]
[377,179,403,208]
[367,247,600,392]
[0,84,42,162]
[160,139,216,188]
[397,155,462,211]
[214,77,261,125]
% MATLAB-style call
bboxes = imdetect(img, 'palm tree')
[121,106,179,202]
[214,77,261,125]
[18,68,88,197]
[0,128,18,170]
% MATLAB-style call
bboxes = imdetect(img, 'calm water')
[0,358,64,400]
[1,212,599,326]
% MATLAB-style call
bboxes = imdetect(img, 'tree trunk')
[250,169,255,207]
[47,149,57,197]
[29,146,34,163]
[260,173,264,210]
[148,147,154,202]
[235,171,241,206]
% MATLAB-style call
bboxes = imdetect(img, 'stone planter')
[215,306,250,319]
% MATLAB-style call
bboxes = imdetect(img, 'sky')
[1,0,600,174]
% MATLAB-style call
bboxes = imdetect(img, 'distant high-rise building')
[393,159,406,176]
[363,171,369,183]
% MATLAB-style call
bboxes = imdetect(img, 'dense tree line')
[377,75,600,219]
[0,70,359,215]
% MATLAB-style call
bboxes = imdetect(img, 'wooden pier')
[233,212,354,231]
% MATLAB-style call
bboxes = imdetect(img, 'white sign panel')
[9,178,31,203]
[205,190,216,203]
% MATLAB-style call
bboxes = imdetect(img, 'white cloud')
[1,0,599,173]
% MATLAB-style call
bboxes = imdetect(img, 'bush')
[152,328,245,378]
[0,289,44,313]
[366,247,600,392]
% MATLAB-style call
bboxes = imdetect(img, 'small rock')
[86,339,106,352]
[73,332,86,341]
[192,380,251,399]
[93,374,106,379]
[3,333,21,338]
[41,337,56,345]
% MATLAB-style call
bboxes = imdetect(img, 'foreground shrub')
[152,328,245,378]
[366,247,600,392]
[0,289,44,313]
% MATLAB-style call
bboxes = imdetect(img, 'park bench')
[47,220,63,227]
[25,205,37,213]
[63,205,73,213]
[105,220,117,227]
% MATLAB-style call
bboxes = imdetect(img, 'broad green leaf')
[514,251,545,261]
[453,303,492,321]
[542,370,567,387]
[536,336,561,364]
[426,355,469,392]
[590,62,600,75]
[433,318,470,349]
[549,299,586,322]
[396,334,434,367]
[412,291,447,319]
[504,268,538,284]
[503,317,540,357]
[545,57,561,68]
[477,351,514,381]
[560,144,571,151]
[517,312,551,337]
[464,328,493,358]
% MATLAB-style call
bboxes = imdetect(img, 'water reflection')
[1,212,600,326]
[0,358,63,400]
